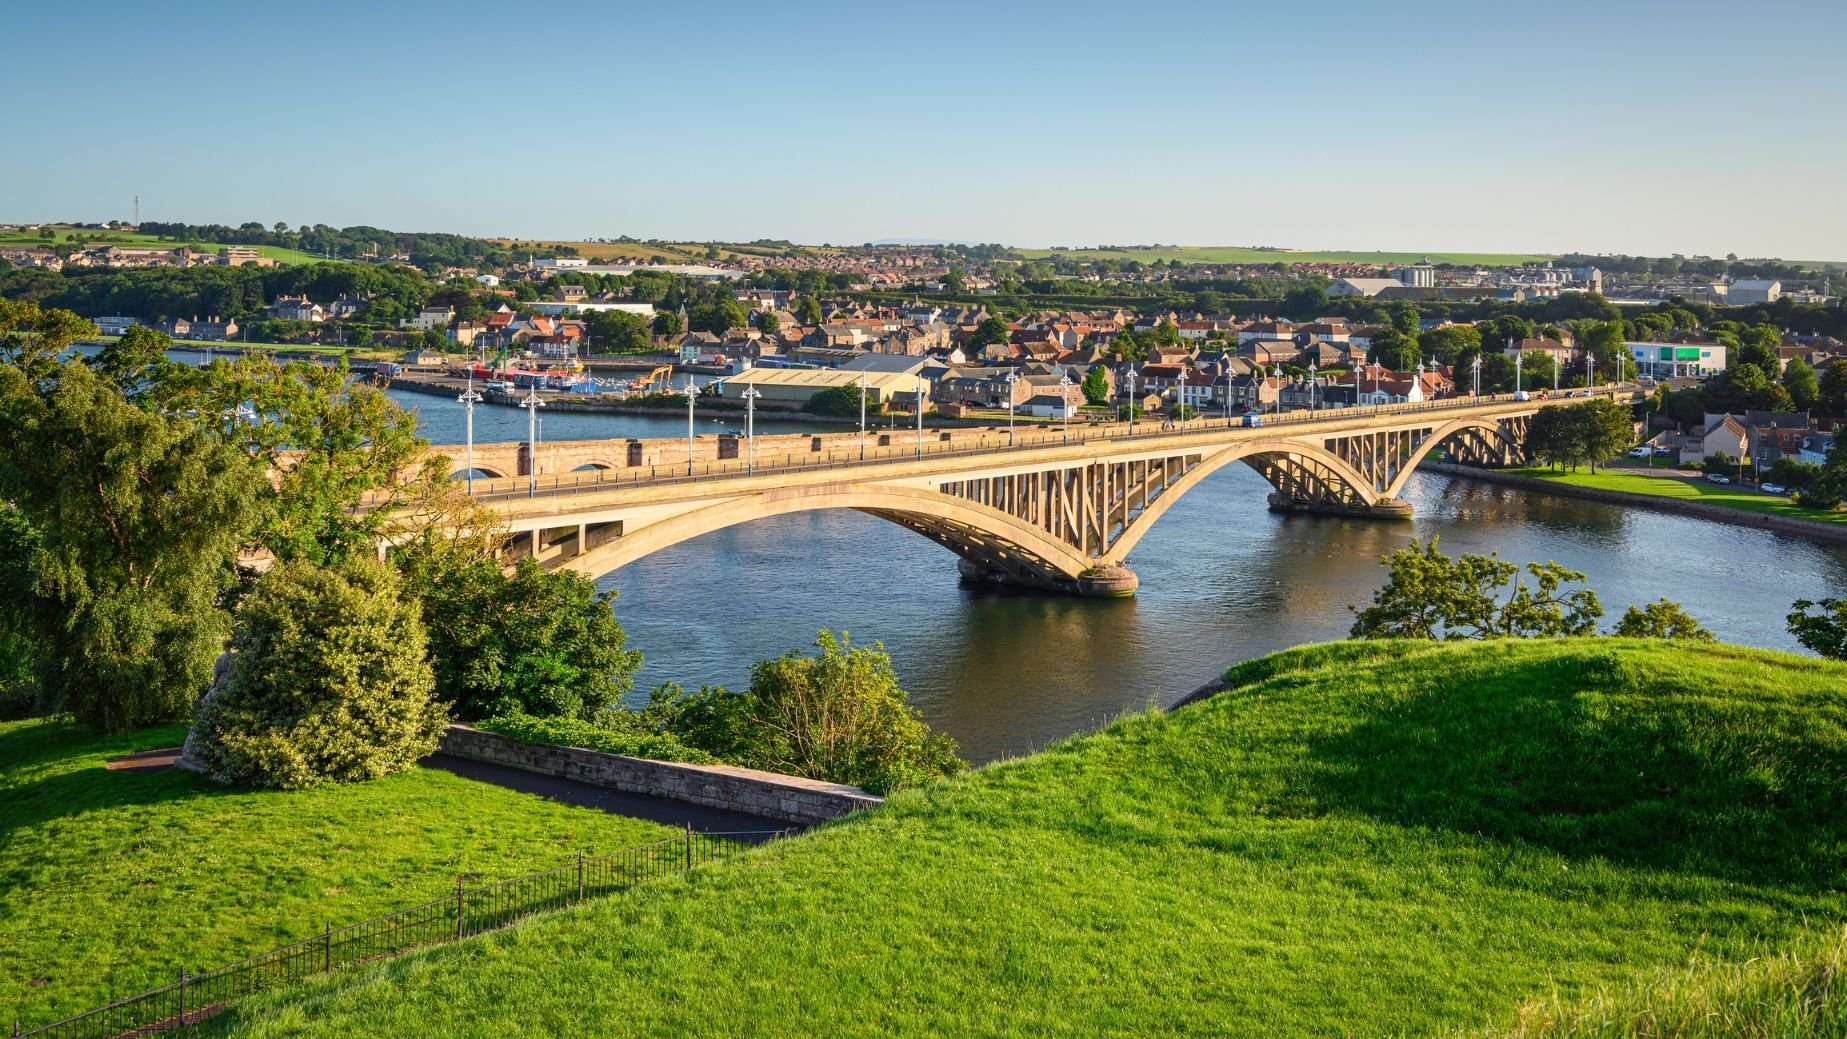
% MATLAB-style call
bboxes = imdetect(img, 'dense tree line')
[135,221,576,270]
[0,261,432,325]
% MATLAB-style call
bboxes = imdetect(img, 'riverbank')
[1424,462,1847,545]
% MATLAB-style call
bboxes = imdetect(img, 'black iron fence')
[14,827,782,1039]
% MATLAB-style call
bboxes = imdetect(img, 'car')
[1627,447,1651,458]
[1513,390,1530,401]
[1241,412,1263,428]
[1653,447,1672,458]
[1706,473,1732,484]
[1761,483,1787,495]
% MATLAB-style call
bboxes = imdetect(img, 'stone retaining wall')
[439,725,881,825]
[1422,462,1847,546]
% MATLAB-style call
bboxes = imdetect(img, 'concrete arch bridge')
[427,390,1635,596]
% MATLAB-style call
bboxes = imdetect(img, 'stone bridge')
[413,389,1637,596]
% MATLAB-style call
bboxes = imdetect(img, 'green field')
[1513,465,1847,527]
[207,639,1846,1038]
[1016,246,1558,267]
[0,717,676,1027]
[0,226,321,265]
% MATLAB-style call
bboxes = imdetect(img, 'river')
[373,378,1847,764]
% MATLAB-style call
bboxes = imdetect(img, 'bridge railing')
[370,385,1637,507]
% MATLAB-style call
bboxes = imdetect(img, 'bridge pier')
[955,559,1139,598]
[1266,493,1414,521]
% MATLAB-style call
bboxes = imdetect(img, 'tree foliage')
[1613,599,1716,641]
[1080,365,1110,405]
[1350,538,1603,640]
[1524,399,1635,472]
[189,558,443,788]
[644,631,964,795]
[1786,598,1847,660]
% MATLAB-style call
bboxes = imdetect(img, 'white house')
[1726,279,1782,305]
[1327,277,1407,298]
[475,274,501,287]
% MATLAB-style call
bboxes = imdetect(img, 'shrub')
[802,385,874,417]
[1611,599,1715,641]
[476,712,715,764]
[188,558,444,789]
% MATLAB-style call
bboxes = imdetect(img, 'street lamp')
[1309,359,1319,414]
[519,384,545,498]
[457,373,483,494]
[1059,369,1073,443]
[1471,355,1482,399]
[857,372,868,461]
[1224,362,1235,423]
[741,382,761,473]
[1124,367,1138,434]
[1004,368,1019,446]
[684,374,697,475]
[1584,352,1594,390]
[1515,350,1523,396]
[914,375,925,459]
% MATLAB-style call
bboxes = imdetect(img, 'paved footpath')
[428,754,793,840]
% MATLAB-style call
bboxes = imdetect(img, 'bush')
[802,385,873,417]
[476,712,715,764]
[188,558,444,789]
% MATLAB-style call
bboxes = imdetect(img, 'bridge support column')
[1265,493,1414,520]
[955,558,1138,598]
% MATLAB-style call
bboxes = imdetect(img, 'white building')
[1396,260,1436,288]
[475,274,500,287]
[1727,280,1782,306]
[1327,277,1407,298]
[531,258,588,269]
[1628,341,1728,379]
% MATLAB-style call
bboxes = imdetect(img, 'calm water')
[387,383,1847,763]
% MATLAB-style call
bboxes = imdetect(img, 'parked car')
[1761,483,1788,495]
[1706,473,1732,484]
[1626,446,1651,458]
[1653,447,1672,458]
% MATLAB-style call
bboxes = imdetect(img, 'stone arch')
[1382,417,1525,499]
[571,460,617,472]
[453,464,511,480]
[556,483,1099,587]
[1101,438,1382,563]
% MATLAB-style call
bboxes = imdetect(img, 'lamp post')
[1004,368,1018,446]
[857,372,868,461]
[1059,370,1072,443]
[1584,352,1593,390]
[1309,359,1319,414]
[914,375,925,459]
[684,374,697,475]
[1124,368,1137,434]
[1224,362,1235,423]
[1515,350,1523,396]
[741,383,760,473]
[1471,355,1482,399]
[458,374,483,494]
[520,385,545,498]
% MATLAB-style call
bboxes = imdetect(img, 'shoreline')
[1421,461,1847,547]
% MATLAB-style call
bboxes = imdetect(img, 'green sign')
[1675,347,1702,361]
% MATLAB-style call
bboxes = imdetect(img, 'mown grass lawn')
[213,640,1847,1038]
[0,718,675,1027]
[1512,466,1847,526]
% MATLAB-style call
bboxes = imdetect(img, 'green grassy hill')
[0,718,674,1026]
[1016,246,1557,266]
[0,227,319,265]
[210,639,1847,1038]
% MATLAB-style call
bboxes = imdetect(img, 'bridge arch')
[571,460,617,472]
[1101,437,1384,563]
[453,464,511,480]
[556,483,1100,589]
[1381,417,1526,499]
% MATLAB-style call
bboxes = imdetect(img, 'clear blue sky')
[6,0,1843,259]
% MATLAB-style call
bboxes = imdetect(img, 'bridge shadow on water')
[1287,646,1847,891]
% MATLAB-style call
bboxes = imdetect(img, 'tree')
[585,309,651,354]
[942,267,966,293]
[187,558,443,789]
[802,383,875,417]
[644,632,963,795]
[1581,320,1635,384]
[396,544,641,721]
[651,310,684,337]
[0,299,95,376]
[1786,598,1847,660]
[969,316,1011,349]
[0,360,264,731]
[1783,357,1819,411]
[689,299,747,334]
[1525,399,1633,472]
[91,324,181,392]
[755,312,781,336]
[1367,328,1420,371]
[1613,599,1716,641]
[1817,359,1847,419]
[1279,284,1328,320]
[1350,538,1602,640]
[1418,324,1482,365]
[793,296,824,327]
[1080,365,1110,405]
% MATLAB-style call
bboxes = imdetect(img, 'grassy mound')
[1485,926,1846,1038]
[182,642,1847,1035]
[0,718,675,1026]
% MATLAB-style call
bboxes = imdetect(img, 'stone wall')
[439,725,881,826]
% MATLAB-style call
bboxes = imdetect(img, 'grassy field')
[0,717,676,1027]
[209,639,1847,1038]
[0,227,321,265]
[1512,465,1847,526]
[1016,246,1558,266]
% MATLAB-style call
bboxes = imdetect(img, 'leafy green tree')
[689,299,747,334]
[651,310,684,337]
[1767,457,1822,493]
[942,267,966,293]
[1525,399,1633,472]
[188,557,443,788]
[793,296,825,326]
[644,631,964,795]
[1705,363,1795,414]
[91,325,181,392]
[585,309,651,354]
[0,299,95,376]
[1388,303,1420,335]
[1817,359,1847,419]
[1581,320,1635,384]
[1350,538,1602,640]
[0,360,264,731]
[396,545,641,721]
[1080,365,1110,405]
[1613,599,1716,641]
[1367,328,1420,371]
[1786,598,1847,660]
[1783,357,1819,411]
[755,312,781,336]
[1279,284,1328,320]
[1147,319,1183,349]
[1418,324,1482,365]
[969,316,1011,349]
[802,383,875,417]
